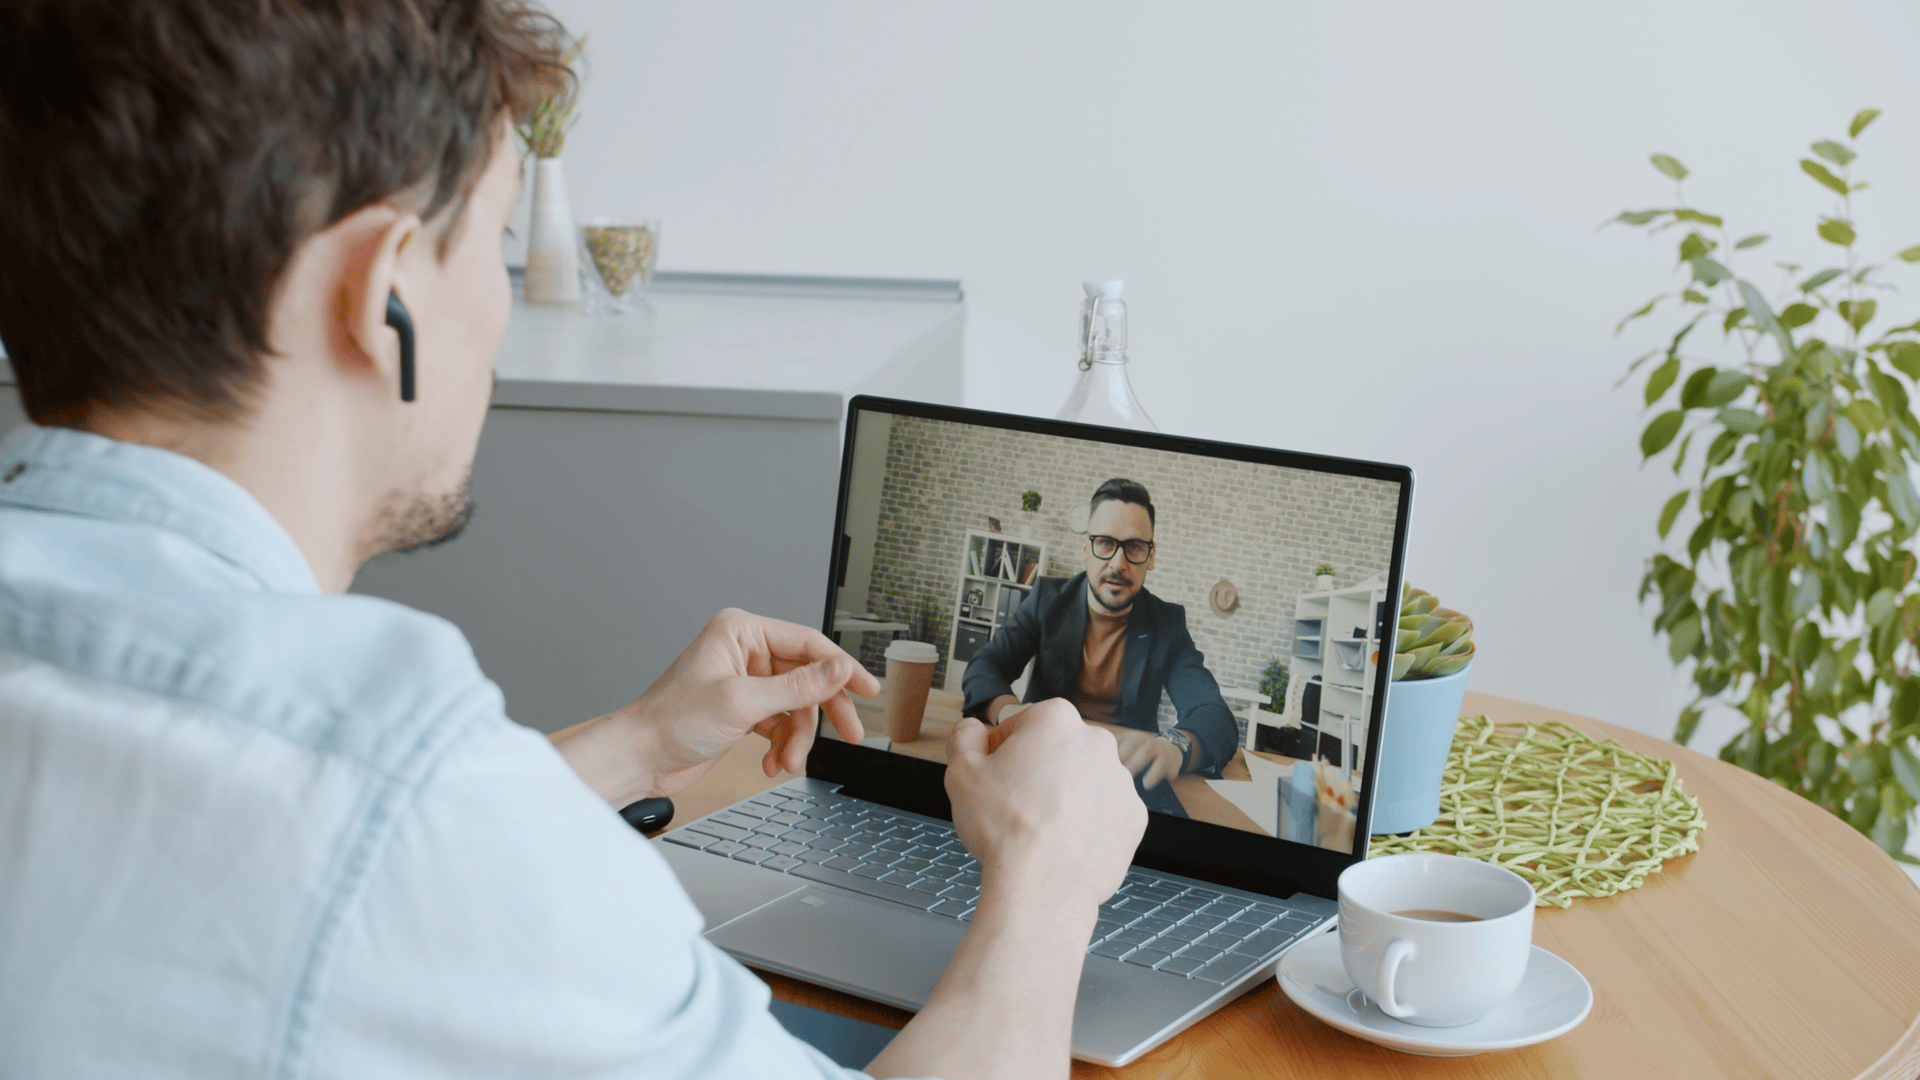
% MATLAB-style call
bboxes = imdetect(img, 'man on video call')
[0,2,1147,1078]
[964,479,1238,817]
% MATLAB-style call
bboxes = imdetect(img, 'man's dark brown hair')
[0,0,570,424]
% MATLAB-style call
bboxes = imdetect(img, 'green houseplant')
[1259,656,1289,711]
[1617,108,1920,860]
[1394,586,1476,680]
[1018,489,1042,538]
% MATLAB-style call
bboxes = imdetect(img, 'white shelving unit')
[1285,580,1388,776]
[945,530,1047,692]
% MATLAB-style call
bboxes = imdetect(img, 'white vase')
[524,157,579,304]
[1316,574,1336,591]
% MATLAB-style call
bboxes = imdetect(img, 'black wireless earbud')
[384,291,416,403]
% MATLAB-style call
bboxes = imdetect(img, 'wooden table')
[838,688,1325,837]
[674,690,1920,1079]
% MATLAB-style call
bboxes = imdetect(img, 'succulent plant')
[1395,584,1474,680]
[1021,490,1043,513]
[1313,562,1337,577]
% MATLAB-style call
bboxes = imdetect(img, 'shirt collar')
[0,423,321,594]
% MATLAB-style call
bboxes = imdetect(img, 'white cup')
[1336,853,1535,1027]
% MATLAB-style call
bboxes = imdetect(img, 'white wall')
[518,0,1920,748]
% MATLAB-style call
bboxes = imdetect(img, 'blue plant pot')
[1370,662,1471,836]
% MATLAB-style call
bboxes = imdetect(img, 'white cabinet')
[946,529,1045,693]
[1249,581,1387,776]
[1293,582,1387,775]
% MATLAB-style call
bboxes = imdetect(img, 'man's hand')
[945,700,1145,909]
[1102,724,1185,789]
[863,700,1144,1080]
[550,609,880,806]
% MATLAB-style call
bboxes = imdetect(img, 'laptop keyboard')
[663,786,1324,985]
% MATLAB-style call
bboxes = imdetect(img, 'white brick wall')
[850,415,1402,710]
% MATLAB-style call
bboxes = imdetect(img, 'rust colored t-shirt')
[1068,604,1130,725]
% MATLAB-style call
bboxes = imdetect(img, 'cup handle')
[1375,939,1417,1019]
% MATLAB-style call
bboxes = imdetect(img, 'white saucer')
[1277,932,1592,1057]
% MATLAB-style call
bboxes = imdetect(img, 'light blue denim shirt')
[0,424,879,1079]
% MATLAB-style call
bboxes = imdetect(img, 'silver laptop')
[657,396,1414,1067]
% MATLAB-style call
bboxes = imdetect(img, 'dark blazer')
[961,572,1237,779]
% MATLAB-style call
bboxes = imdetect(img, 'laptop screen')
[821,398,1412,866]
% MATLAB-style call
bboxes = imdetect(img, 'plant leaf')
[1819,218,1857,247]
[1847,398,1886,432]
[1723,308,1748,333]
[1675,704,1703,746]
[1780,302,1818,329]
[1887,341,1920,381]
[1691,257,1731,286]
[1703,369,1749,408]
[1898,245,1920,264]
[1674,208,1724,227]
[1616,297,1659,334]
[1616,209,1667,226]
[1718,407,1767,435]
[1651,154,1689,182]
[1801,159,1850,196]
[1802,450,1834,502]
[1706,429,1740,466]
[1888,471,1920,528]
[1894,744,1920,804]
[1682,289,1709,304]
[1645,356,1681,405]
[1735,234,1769,249]
[1811,139,1857,167]
[1678,232,1714,261]
[1838,298,1877,333]
[1868,588,1899,628]
[1739,280,1796,361]
[1801,268,1845,292]
[1680,367,1717,409]
[1641,411,1684,458]
[1850,108,1881,139]
[1658,491,1689,538]
[1873,804,1908,859]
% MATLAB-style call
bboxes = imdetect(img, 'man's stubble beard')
[368,470,476,558]
[1089,572,1140,615]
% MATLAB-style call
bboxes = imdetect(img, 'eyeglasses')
[1089,534,1154,564]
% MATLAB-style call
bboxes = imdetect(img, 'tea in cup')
[1336,852,1534,1027]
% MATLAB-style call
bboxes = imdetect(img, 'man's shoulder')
[1136,584,1182,618]
[0,578,499,781]
[1135,587,1191,629]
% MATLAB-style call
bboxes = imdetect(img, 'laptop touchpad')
[708,887,965,1010]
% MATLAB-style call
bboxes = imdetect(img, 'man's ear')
[342,212,423,386]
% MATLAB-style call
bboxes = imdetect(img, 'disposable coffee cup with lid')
[883,639,940,742]
[883,640,940,664]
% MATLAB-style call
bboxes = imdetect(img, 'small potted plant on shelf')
[1019,489,1042,539]
[1374,584,1475,835]
[1313,563,1337,590]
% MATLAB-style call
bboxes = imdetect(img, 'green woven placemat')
[1368,715,1706,908]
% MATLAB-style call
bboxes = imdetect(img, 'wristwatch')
[1159,728,1195,773]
